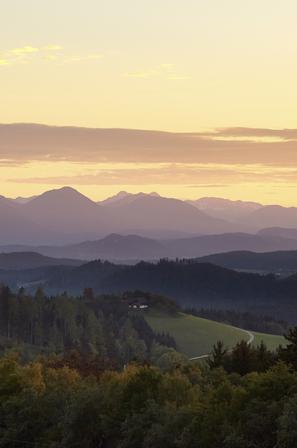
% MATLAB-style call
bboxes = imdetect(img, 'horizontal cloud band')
[7,162,297,186]
[1,124,297,166]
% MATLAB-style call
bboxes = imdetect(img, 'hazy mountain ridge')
[249,205,297,228]
[258,227,297,239]
[1,186,297,246]
[0,187,235,244]
[3,232,297,261]
[188,197,263,222]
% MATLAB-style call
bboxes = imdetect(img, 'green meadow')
[146,311,286,358]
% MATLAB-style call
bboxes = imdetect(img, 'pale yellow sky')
[1,1,297,204]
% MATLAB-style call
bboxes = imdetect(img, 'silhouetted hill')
[33,259,297,322]
[166,233,297,258]
[3,232,297,261]
[3,258,297,321]
[258,227,297,239]
[0,252,83,270]
[196,250,297,273]
[61,234,167,260]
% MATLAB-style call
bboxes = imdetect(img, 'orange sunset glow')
[1,1,297,204]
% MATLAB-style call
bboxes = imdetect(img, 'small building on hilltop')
[127,297,149,310]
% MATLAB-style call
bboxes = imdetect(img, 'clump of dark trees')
[207,328,296,375]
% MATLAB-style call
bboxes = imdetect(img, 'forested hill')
[0,251,83,270]
[37,259,297,322]
[3,259,297,321]
[0,286,180,367]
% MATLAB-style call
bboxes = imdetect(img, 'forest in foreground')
[0,284,297,446]
[1,344,297,448]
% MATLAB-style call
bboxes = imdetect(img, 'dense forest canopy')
[0,286,181,368]
[1,340,297,447]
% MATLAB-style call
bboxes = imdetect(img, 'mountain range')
[0,187,231,244]
[1,186,297,248]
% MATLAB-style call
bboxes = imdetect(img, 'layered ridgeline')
[4,233,297,261]
[0,188,231,244]
[2,185,297,246]
[3,258,297,322]
[195,250,297,274]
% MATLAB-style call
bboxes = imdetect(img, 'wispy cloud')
[10,46,39,55]
[124,64,191,81]
[0,45,61,67]
[43,45,63,51]
[64,53,103,63]
[6,162,297,186]
[0,45,103,67]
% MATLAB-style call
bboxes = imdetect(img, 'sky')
[1,1,297,204]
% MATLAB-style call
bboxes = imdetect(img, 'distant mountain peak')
[100,191,132,205]
[13,195,37,204]
[29,186,96,205]
[100,191,163,207]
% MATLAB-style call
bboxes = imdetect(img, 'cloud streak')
[204,127,297,141]
[10,46,39,55]
[1,124,297,167]
[0,45,103,67]
[6,162,297,186]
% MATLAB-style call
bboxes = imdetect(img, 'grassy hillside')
[145,311,286,358]
[252,331,286,351]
